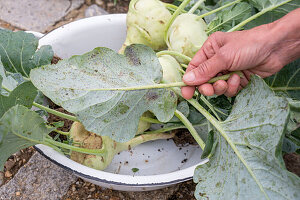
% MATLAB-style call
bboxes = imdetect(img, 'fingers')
[197,74,242,97]
[198,83,214,96]
[183,54,228,85]
[181,86,196,100]
[224,74,241,97]
[213,80,228,95]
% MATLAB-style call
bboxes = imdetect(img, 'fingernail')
[183,72,195,82]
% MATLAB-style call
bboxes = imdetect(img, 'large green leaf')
[265,58,300,101]
[0,78,37,118]
[207,2,252,33]
[0,58,18,93]
[30,45,177,142]
[249,0,299,11]
[194,76,300,200]
[0,105,53,170]
[0,29,53,77]
[246,0,300,28]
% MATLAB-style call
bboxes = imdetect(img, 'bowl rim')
[32,14,208,187]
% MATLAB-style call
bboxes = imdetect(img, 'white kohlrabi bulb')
[158,55,183,83]
[167,13,208,59]
[122,0,172,52]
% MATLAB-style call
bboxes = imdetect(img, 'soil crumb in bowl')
[172,129,197,147]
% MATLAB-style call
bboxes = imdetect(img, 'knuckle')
[216,49,230,70]
[196,62,210,76]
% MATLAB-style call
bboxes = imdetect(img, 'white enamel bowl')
[33,14,207,191]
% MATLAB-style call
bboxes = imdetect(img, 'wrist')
[267,8,300,66]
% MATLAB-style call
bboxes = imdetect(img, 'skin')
[181,8,300,99]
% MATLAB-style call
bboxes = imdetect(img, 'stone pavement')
[0,153,77,200]
[0,1,183,199]
[0,0,108,33]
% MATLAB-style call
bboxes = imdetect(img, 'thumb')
[183,54,227,85]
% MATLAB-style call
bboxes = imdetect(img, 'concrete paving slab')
[0,0,84,32]
[0,152,76,200]
[85,4,108,18]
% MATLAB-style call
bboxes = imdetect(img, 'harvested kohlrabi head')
[70,122,118,170]
[121,0,172,52]
[167,13,208,60]
[158,55,183,83]
[70,121,174,170]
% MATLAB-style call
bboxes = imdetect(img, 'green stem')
[46,125,70,136]
[140,116,162,124]
[188,0,205,14]
[88,82,186,91]
[271,87,300,91]
[117,132,175,152]
[228,0,293,32]
[163,3,187,13]
[181,63,188,69]
[156,51,192,62]
[1,85,11,92]
[164,0,191,43]
[143,124,186,135]
[33,102,79,122]
[45,138,106,156]
[178,68,186,74]
[200,95,221,121]
[197,0,241,19]
[86,71,244,92]
[142,122,208,135]
[174,110,205,150]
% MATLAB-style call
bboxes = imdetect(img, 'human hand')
[181,8,300,99]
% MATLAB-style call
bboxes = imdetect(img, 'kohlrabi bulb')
[70,122,118,170]
[121,0,172,52]
[70,121,174,170]
[137,111,153,134]
[158,55,183,83]
[167,13,208,59]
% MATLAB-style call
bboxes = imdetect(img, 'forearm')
[269,8,300,65]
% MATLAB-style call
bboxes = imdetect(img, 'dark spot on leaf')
[146,92,158,101]
[241,178,246,184]
[126,47,141,66]
[118,103,129,114]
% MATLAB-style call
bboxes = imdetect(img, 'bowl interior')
[38,14,205,178]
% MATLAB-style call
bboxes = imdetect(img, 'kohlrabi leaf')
[282,137,300,153]
[287,99,300,134]
[0,79,37,118]
[194,76,300,200]
[207,2,252,33]
[30,44,177,142]
[265,58,300,101]
[249,0,300,11]
[246,0,300,28]
[0,105,54,170]
[0,58,18,92]
[169,100,189,122]
[0,29,53,77]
